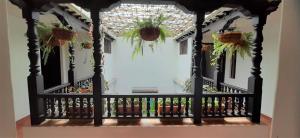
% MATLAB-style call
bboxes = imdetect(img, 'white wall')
[271,0,300,137]
[108,37,182,94]
[0,0,17,137]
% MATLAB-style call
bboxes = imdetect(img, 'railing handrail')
[77,75,93,82]
[203,77,214,82]
[38,92,93,98]
[102,93,193,98]
[202,92,254,96]
[44,83,71,93]
[220,82,248,92]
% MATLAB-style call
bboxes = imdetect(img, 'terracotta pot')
[158,105,185,115]
[218,32,242,43]
[140,27,160,41]
[117,106,140,115]
[79,88,91,93]
[82,42,93,49]
[52,28,75,41]
[68,106,94,116]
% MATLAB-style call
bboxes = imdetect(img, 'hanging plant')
[81,23,94,49]
[122,14,171,59]
[210,31,253,65]
[37,22,76,65]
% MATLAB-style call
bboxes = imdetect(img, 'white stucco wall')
[271,0,300,137]
[109,37,182,94]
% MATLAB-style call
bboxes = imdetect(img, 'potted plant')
[117,98,140,115]
[122,14,171,58]
[81,41,93,49]
[210,31,253,65]
[81,23,93,49]
[37,22,76,65]
[158,98,186,115]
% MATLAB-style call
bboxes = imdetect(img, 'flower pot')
[117,106,140,115]
[140,27,160,41]
[201,44,210,52]
[82,42,93,49]
[68,106,94,116]
[218,32,242,43]
[52,28,75,41]
[79,88,91,93]
[158,105,185,115]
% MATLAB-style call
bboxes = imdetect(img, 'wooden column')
[248,14,267,123]
[68,42,77,87]
[213,52,225,91]
[192,11,205,125]
[90,8,103,126]
[22,8,45,125]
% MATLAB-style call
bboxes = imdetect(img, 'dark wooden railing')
[38,83,94,119]
[203,77,214,88]
[102,94,194,119]
[220,82,248,93]
[202,92,253,118]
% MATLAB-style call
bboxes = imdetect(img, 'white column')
[0,0,17,137]
[271,0,300,137]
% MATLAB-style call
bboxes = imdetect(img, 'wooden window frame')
[230,51,237,79]
[179,39,188,55]
[104,38,112,54]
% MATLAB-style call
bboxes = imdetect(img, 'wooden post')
[22,8,45,125]
[68,42,77,87]
[91,8,103,126]
[213,52,225,91]
[192,11,205,125]
[248,14,267,123]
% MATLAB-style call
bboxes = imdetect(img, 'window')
[230,51,237,79]
[104,38,112,54]
[179,40,188,55]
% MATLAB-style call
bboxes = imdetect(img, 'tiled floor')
[17,116,271,138]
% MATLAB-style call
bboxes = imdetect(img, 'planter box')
[158,105,185,115]
[68,107,94,116]
[117,106,140,115]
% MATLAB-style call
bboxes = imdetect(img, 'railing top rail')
[203,92,254,96]
[77,75,93,82]
[220,82,248,92]
[38,92,93,97]
[44,83,70,93]
[203,77,214,82]
[102,93,193,98]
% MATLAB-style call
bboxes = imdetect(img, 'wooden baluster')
[218,96,222,117]
[170,97,174,117]
[224,97,228,116]
[162,97,166,117]
[155,97,158,117]
[58,98,62,118]
[232,96,235,116]
[80,98,84,118]
[107,98,111,117]
[139,97,142,117]
[245,97,249,116]
[131,97,134,117]
[72,98,76,118]
[146,97,150,117]
[212,97,215,116]
[115,98,118,117]
[204,97,208,117]
[88,98,92,118]
[43,98,47,118]
[51,98,55,118]
[238,97,243,116]
[178,97,182,117]
[123,98,126,117]
[185,97,189,117]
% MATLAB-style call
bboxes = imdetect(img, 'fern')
[211,32,253,65]
[122,14,171,59]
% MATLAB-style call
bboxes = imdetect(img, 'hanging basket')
[81,42,93,49]
[140,27,160,41]
[218,32,242,44]
[52,28,75,41]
